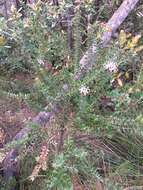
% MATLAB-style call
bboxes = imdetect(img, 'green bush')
[0,1,143,190]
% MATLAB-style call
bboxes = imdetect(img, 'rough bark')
[0,0,17,18]
[2,0,140,187]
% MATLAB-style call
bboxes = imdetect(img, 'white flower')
[37,58,44,65]
[79,85,90,96]
[104,60,118,73]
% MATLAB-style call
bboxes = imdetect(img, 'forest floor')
[0,73,36,147]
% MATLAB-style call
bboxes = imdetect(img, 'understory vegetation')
[0,0,143,189]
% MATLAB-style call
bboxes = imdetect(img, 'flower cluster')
[79,85,90,96]
[103,60,118,73]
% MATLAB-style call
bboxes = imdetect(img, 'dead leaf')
[117,78,123,87]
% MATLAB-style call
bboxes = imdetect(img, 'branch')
[74,0,140,80]
[3,105,61,183]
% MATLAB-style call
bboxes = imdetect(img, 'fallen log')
[2,106,60,181]
[2,0,140,188]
